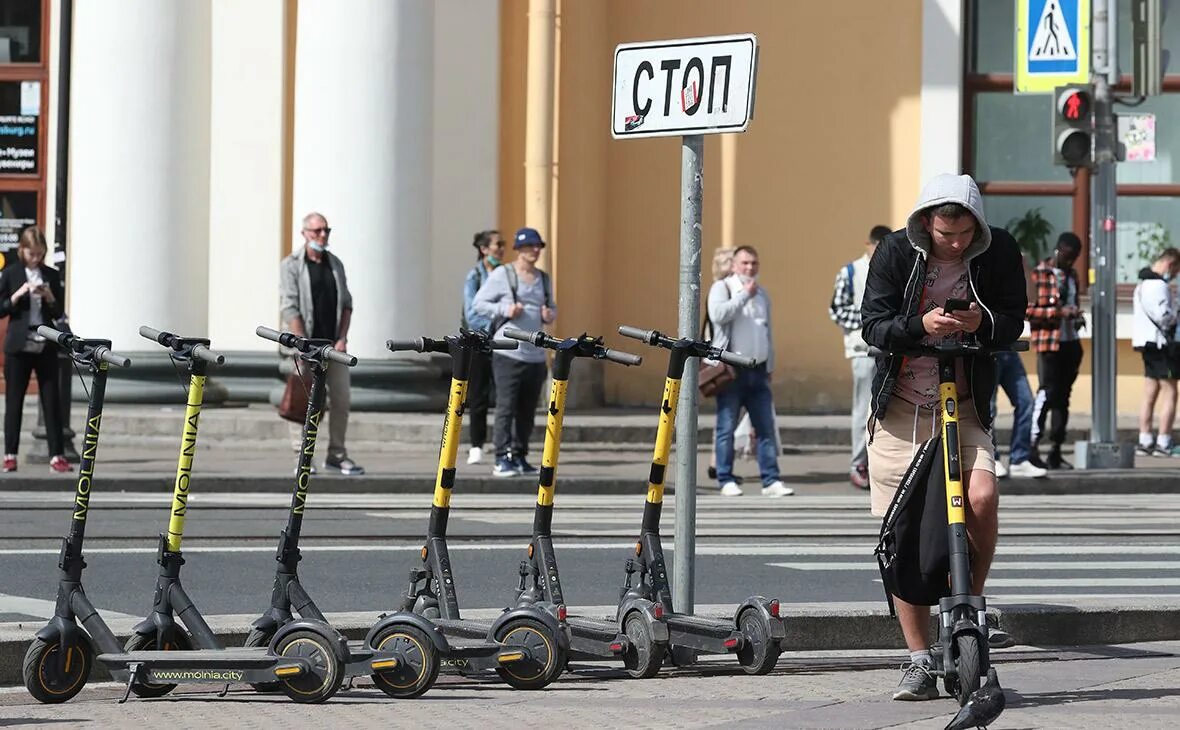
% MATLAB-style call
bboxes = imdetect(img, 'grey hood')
[905,173,991,261]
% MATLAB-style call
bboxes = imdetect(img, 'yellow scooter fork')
[165,374,206,552]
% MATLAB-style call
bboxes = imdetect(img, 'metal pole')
[673,134,703,613]
[1091,0,1118,445]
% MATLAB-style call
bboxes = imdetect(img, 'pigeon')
[944,667,1006,730]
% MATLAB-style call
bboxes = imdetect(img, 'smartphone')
[943,298,971,314]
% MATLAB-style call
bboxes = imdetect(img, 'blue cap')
[513,227,546,249]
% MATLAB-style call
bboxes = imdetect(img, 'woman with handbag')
[0,227,71,473]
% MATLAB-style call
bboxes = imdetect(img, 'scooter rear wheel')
[370,624,439,699]
[494,618,564,690]
[951,633,982,706]
[621,612,661,679]
[736,608,781,676]
[123,630,192,698]
[243,626,282,693]
[23,635,94,704]
[274,630,343,703]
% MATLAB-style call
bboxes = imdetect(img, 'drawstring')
[910,403,938,460]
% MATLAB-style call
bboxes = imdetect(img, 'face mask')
[486,254,501,266]
[308,241,325,253]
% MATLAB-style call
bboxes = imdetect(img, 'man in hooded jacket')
[861,174,1027,701]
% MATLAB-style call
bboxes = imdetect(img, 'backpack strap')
[505,265,519,304]
[845,261,855,289]
[701,279,732,341]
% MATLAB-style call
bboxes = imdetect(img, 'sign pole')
[673,134,703,613]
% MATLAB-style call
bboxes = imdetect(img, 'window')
[0,0,42,64]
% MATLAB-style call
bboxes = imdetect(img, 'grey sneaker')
[986,614,1016,648]
[325,455,365,476]
[892,660,939,701]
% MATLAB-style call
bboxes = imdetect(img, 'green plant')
[1005,208,1053,259]
[1136,222,1172,264]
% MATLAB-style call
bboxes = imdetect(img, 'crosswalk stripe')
[768,561,1180,571]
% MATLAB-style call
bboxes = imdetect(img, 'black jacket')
[860,226,1027,429]
[0,263,65,355]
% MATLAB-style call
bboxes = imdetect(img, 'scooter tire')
[952,633,982,706]
[243,626,282,693]
[275,629,343,704]
[622,612,662,679]
[23,635,93,704]
[123,630,192,698]
[370,624,440,699]
[736,608,781,676]
[494,617,564,690]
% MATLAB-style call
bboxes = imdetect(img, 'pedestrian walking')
[991,254,1047,479]
[462,229,505,465]
[0,226,71,474]
[707,245,791,497]
[829,224,891,489]
[1132,247,1180,456]
[861,173,1026,701]
[278,211,363,475]
[472,226,556,477]
[1028,232,1085,470]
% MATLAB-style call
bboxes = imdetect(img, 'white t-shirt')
[25,268,44,328]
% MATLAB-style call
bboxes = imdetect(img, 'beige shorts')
[866,399,995,517]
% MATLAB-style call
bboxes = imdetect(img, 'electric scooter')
[25,326,347,704]
[500,328,669,677]
[245,326,441,698]
[387,329,569,691]
[871,340,1026,706]
[617,324,786,674]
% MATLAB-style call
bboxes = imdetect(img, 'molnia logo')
[148,669,245,682]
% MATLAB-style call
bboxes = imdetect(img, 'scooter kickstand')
[217,683,230,697]
[119,663,144,704]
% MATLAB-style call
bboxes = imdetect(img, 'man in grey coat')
[279,212,363,475]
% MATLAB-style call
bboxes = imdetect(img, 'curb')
[3,600,1177,687]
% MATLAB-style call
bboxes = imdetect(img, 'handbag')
[698,359,735,397]
[278,366,313,422]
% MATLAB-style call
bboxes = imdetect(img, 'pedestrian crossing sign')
[1016,0,1091,93]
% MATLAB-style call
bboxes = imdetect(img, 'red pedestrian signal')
[1053,85,1093,167]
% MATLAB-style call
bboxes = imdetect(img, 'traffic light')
[1053,84,1093,167]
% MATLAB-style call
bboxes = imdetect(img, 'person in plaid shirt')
[830,224,892,488]
[1027,232,1084,469]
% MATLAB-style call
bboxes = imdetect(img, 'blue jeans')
[990,351,1034,464]
[714,364,780,487]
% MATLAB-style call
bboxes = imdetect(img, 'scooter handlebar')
[717,351,757,368]
[601,347,643,366]
[36,325,70,347]
[139,325,169,345]
[617,325,656,343]
[502,327,536,343]
[191,344,225,365]
[255,325,283,344]
[867,340,1030,359]
[96,347,132,368]
[387,338,428,353]
[324,347,357,366]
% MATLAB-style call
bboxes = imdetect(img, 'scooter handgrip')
[387,338,426,353]
[490,339,520,350]
[96,347,131,368]
[325,348,357,366]
[617,325,655,342]
[602,348,642,366]
[1011,340,1030,352]
[255,326,282,343]
[502,327,536,343]
[866,346,885,358]
[138,325,169,344]
[36,325,70,346]
[718,351,757,368]
[191,344,226,365]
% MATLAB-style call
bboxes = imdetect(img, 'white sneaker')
[994,460,1009,479]
[761,481,794,497]
[1008,460,1048,479]
[467,446,483,465]
[720,482,744,497]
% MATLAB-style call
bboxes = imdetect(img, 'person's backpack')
[488,266,551,335]
[460,263,489,331]
[873,434,952,617]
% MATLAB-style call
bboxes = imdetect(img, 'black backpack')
[874,434,953,616]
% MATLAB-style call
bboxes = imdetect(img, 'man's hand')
[334,339,347,352]
[742,277,758,296]
[922,308,963,337]
[506,302,525,319]
[37,283,55,305]
[541,305,555,324]
[949,303,983,333]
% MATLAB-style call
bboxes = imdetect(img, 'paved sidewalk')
[2,641,1177,728]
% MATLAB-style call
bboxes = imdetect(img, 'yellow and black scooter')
[500,328,669,677]
[617,325,786,674]
[388,329,569,691]
[25,326,347,705]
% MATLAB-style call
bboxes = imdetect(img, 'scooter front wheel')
[123,630,192,698]
[243,626,282,693]
[370,624,439,699]
[736,608,781,676]
[23,635,94,704]
[274,630,343,703]
[494,618,564,690]
[621,612,662,679]
[950,633,982,706]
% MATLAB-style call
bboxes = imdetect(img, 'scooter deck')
[664,612,741,653]
[565,615,625,659]
[96,648,274,669]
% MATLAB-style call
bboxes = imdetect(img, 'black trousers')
[1034,340,1084,448]
[4,348,64,455]
[467,350,494,448]
[491,356,548,459]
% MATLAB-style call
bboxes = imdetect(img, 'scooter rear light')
[768,599,780,618]
[609,642,624,653]
[652,604,664,619]
[557,604,568,621]
[723,637,740,650]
